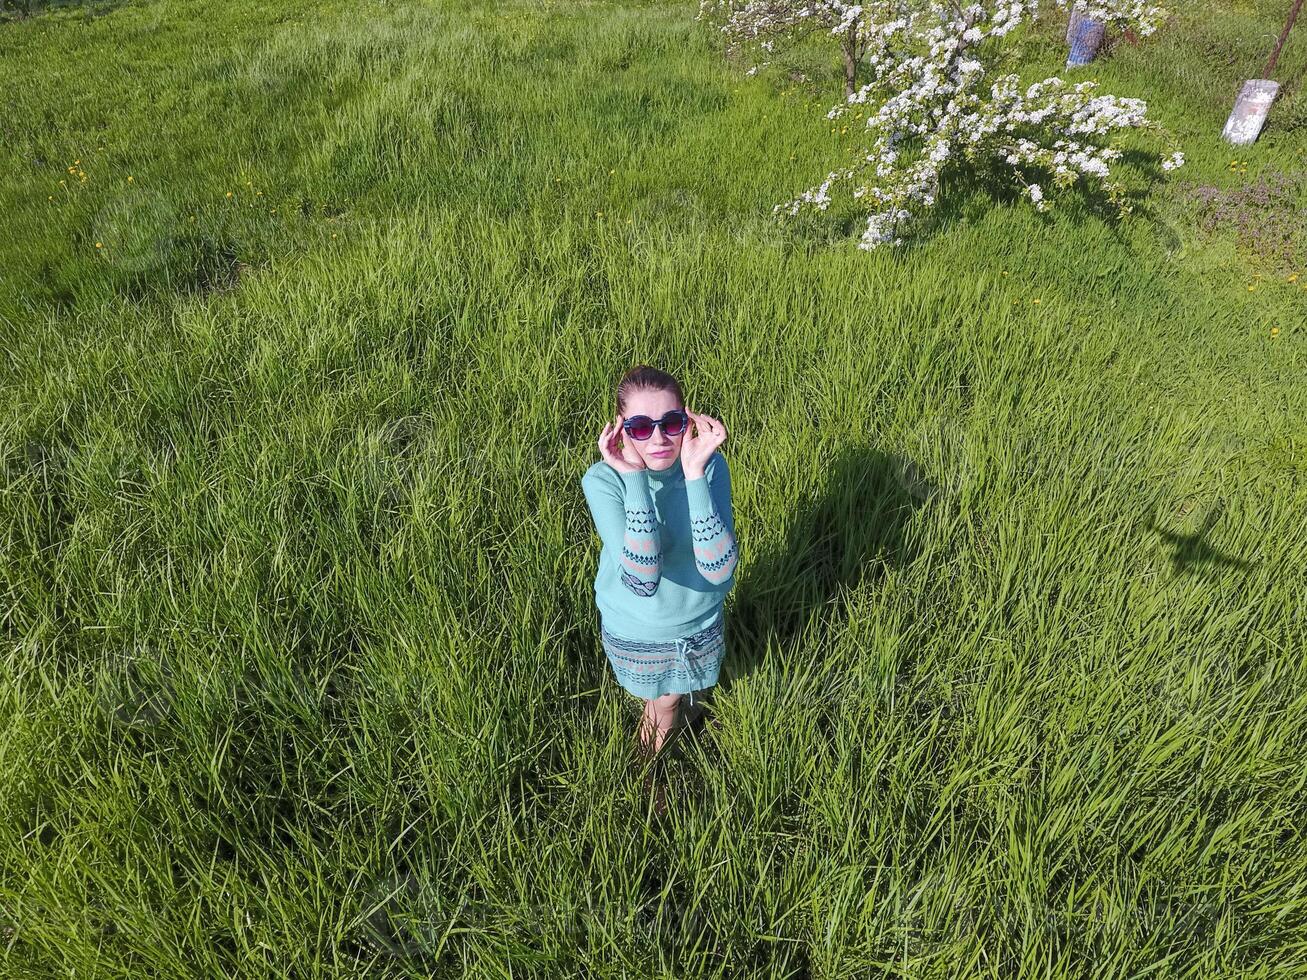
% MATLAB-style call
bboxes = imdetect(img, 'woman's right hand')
[599,415,645,474]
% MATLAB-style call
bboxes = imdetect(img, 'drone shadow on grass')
[1148,499,1257,578]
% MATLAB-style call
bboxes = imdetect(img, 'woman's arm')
[686,453,738,586]
[581,467,663,596]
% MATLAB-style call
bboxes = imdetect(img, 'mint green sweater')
[581,452,738,643]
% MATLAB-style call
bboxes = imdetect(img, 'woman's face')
[620,387,685,472]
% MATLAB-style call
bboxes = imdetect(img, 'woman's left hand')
[680,410,727,480]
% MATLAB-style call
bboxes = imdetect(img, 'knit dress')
[581,451,739,705]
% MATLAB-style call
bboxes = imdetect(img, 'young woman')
[581,365,739,756]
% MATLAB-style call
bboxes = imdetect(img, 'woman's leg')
[639,693,682,754]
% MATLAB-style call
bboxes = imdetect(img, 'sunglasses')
[622,410,689,441]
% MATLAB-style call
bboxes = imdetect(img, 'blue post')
[1066,11,1106,67]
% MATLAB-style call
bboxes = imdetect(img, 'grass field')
[2,0,1306,975]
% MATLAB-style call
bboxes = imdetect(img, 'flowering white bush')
[767,1,1184,249]
[699,0,915,95]
[1054,0,1168,36]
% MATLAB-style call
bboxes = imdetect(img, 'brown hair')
[616,364,684,416]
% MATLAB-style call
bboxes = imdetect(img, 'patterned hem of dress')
[601,615,726,705]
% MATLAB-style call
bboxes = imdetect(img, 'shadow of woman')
[638,443,933,967]
[680,442,928,735]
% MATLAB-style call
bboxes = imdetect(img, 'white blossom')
[758,0,1183,248]
[1054,0,1168,36]
[699,0,916,95]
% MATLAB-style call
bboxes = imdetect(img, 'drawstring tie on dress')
[675,636,697,709]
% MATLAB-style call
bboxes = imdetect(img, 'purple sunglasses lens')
[625,417,655,440]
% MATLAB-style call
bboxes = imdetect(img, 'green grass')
[1,0,1305,976]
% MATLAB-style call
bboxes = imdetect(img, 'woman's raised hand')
[680,410,727,480]
[598,415,645,474]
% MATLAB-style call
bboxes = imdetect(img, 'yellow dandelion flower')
[95,242,102,248]
[1270,326,1280,337]
[1289,274,1299,283]
[48,195,53,200]
[1032,298,1041,304]
[609,169,615,175]
[332,233,337,238]
[126,175,133,182]
[226,191,233,198]
[1247,285,1256,292]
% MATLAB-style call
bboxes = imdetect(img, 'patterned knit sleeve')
[581,466,663,597]
[686,453,738,586]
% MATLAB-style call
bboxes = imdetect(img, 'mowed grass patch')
[1,0,1305,976]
